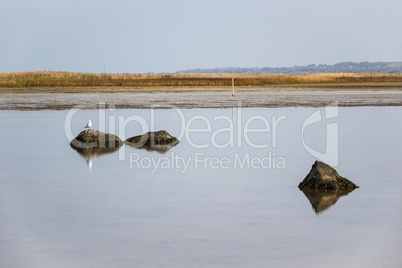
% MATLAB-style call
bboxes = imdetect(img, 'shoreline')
[1,89,402,110]
[1,82,402,94]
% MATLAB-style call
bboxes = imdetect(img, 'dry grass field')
[1,71,402,89]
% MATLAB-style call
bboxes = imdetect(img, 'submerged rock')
[298,161,359,191]
[70,129,123,149]
[125,130,179,152]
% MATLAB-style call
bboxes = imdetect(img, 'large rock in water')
[298,161,359,191]
[298,161,359,214]
[125,130,179,152]
[70,129,123,149]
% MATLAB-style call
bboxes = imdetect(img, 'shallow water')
[0,107,401,267]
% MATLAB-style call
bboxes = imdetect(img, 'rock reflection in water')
[125,142,177,153]
[70,145,122,170]
[300,188,356,214]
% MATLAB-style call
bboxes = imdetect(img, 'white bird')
[85,120,92,129]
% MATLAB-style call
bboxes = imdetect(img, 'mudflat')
[1,88,402,110]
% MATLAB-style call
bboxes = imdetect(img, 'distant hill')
[177,61,402,74]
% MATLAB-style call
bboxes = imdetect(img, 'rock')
[125,130,179,152]
[298,161,359,191]
[70,129,123,149]
[298,161,359,213]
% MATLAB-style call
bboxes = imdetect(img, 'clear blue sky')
[1,0,401,73]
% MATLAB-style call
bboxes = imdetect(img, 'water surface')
[0,107,401,267]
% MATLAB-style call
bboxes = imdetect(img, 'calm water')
[0,107,401,267]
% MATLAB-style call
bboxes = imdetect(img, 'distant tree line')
[177,61,402,74]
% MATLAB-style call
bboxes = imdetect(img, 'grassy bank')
[1,71,402,88]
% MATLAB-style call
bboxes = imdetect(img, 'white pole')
[232,77,235,97]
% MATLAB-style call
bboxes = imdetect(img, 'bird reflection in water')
[70,146,121,170]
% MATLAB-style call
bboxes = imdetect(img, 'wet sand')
[1,89,402,110]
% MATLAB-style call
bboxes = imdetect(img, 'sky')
[1,0,402,73]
